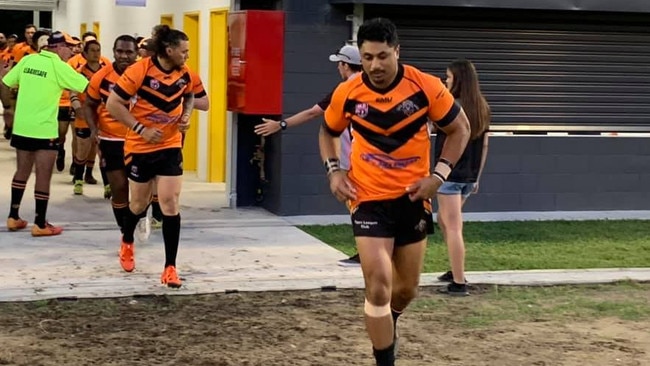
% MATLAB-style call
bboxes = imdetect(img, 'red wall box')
[227,10,285,115]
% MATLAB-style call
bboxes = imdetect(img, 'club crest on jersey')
[355,103,369,118]
[149,79,160,90]
[108,83,115,92]
[397,100,419,116]
[176,78,188,88]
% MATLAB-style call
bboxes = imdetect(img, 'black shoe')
[437,282,469,297]
[3,127,11,140]
[437,270,453,282]
[437,270,467,283]
[56,150,65,172]
[84,174,98,185]
[337,253,360,267]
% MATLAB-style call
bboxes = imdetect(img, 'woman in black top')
[434,59,490,296]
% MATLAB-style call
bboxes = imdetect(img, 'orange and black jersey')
[189,69,206,98]
[0,47,11,66]
[87,62,130,140]
[68,53,112,70]
[61,55,110,108]
[113,56,193,154]
[73,61,107,128]
[324,63,460,204]
[10,42,37,64]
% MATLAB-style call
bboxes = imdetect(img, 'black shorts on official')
[75,128,91,139]
[58,107,74,122]
[351,194,434,246]
[10,134,60,151]
[125,148,183,183]
[99,140,125,172]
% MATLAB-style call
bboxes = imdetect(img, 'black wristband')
[431,171,446,183]
[324,158,340,175]
[132,122,145,135]
[438,157,454,169]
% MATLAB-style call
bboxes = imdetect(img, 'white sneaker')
[134,213,151,244]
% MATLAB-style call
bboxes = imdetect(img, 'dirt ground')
[0,285,648,366]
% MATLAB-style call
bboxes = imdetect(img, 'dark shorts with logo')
[58,107,74,122]
[125,147,183,183]
[99,140,125,172]
[10,134,60,151]
[351,194,434,246]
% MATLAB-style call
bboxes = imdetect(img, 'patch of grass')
[299,220,650,272]
[411,282,650,328]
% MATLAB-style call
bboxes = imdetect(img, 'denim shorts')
[437,181,476,199]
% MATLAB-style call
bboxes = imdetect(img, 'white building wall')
[52,0,230,181]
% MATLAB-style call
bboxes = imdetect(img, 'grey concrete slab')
[0,225,359,302]
[2,138,650,304]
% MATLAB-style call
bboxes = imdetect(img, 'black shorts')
[351,194,434,246]
[75,128,91,139]
[10,134,60,151]
[125,148,183,183]
[58,107,74,122]
[99,140,125,172]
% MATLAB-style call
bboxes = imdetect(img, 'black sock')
[373,343,395,366]
[73,159,86,181]
[111,201,129,232]
[391,309,402,335]
[85,161,94,177]
[162,214,181,267]
[34,191,49,228]
[100,167,109,186]
[151,195,162,221]
[121,208,139,244]
[9,179,26,219]
[58,145,65,158]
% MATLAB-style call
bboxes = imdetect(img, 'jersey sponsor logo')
[397,100,420,117]
[355,102,369,118]
[361,153,420,169]
[375,96,392,103]
[147,112,179,124]
[175,78,188,88]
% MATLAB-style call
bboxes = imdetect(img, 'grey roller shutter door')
[366,6,650,127]
[0,0,57,10]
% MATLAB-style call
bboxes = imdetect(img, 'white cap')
[329,45,361,65]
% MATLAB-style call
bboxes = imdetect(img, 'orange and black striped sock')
[122,208,139,244]
[9,179,26,219]
[111,201,129,232]
[34,191,49,229]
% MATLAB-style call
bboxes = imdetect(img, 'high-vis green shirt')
[2,50,88,139]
